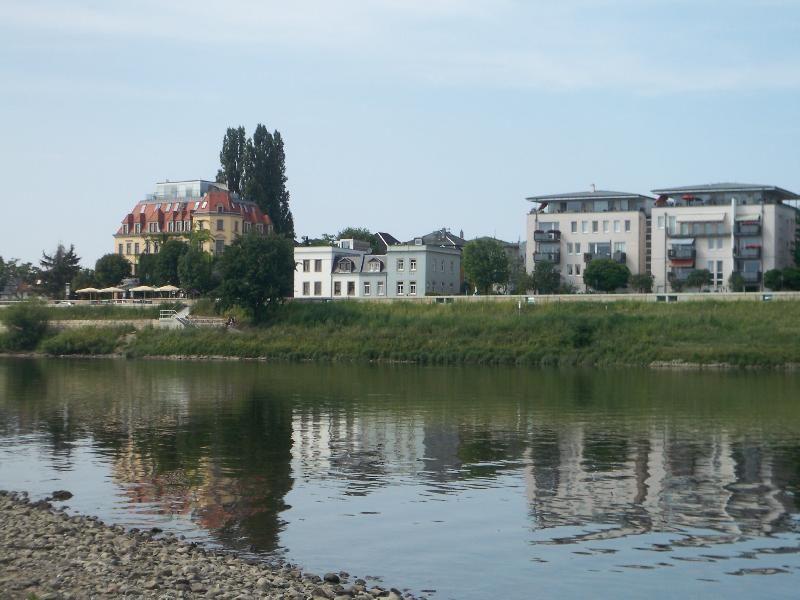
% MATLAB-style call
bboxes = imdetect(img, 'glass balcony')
[668,247,696,260]
[533,251,561,263]
[735,246,761,259]
[533,230,561,242]
[735,222,761,236]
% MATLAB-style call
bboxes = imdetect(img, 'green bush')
[40,326,132,355]
[0,301,50,350]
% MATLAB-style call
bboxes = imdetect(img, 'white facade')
[650,185,799,292]
[293,245,364,299]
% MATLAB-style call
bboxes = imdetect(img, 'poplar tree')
[39,244,81,298]
[216,126,247,194]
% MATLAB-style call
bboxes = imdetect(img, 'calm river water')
[1,358,800,598]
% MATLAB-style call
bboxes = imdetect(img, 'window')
[314,281,322,296]
[339,260,352,273]
[303,259,310,272]
[716,238,723,249]
[144,241,150,254]
[707,260,714,272]
[135,223,141,234]
[624,219,631,232]
[364,282,371,295]
[377,281,385,296]
[567,264,573,275]
[441,260,445,271]
[397,259,405,271]
[165,202,172,212]
[410,281,417,295]
[369,260,380,272]
[571,221,577,233]
[118,244,123,255]
[397,281,404,295]
[215,240,225,254]
[314,259,322,272]
[122,224,129,234]
[613,220,620,233]
[347,282,355,296]
[410,259,417,271]
[334,282,342,296]
[201,201,207,209]
[708,238,714,250]
[185,221,190,231]
[575,242,581,254]
[567,242,574,254]
[216,219,224,231]
[575,264,581,276]
[134,243,140,255]
[217,205,224,213]
[302,282,310,296]
[592,221,599,233]
[126,242,131,255]
[613,242,626,253]
[234,221,239,233]
[581,221,588,233]
[657,215,665,229]
[148,222,159,233]
[602,220,608,233]
[668,216,676,232]
[168,222,174,232]
[198,221,204,230]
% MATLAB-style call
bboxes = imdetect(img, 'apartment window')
[602,220,609,233]
[571,221,577,233]
[302,259,310,272]
[185,221,190,231]
[397,259,405,271]
[397,281,404,295]
[707,260,714,272]
[334,282,342,296]
[314,281,322,296]
[575,242,581,254]
[708,238,714,250]
[716,238,723,249]
[168,222,174,232]
[410,259,417,271]
[234,221,239,233]
[624,219,631,232]
[134,223,141,234]
[347,281,355,296]
[134,243,140,255]
[612,220,619,233]
[126,242,131,255]
[668,216,676,232]
[148,222,159,233]
[122,224,129,234]
[377,281,385,296]
[592,221,599,233]
[118,244,123,255]
[144,241,150,254]
[567,242,574,254]
[302,282,310,296]
[215,240,225,254]
[364,282,371,296]
[217,205,224,213]
[575,264,581,276]
[369,260,380,272]
[314,259,322,272]
[198,221,205,230]
[581,221,588,233]
[614,242,626,253]
[567,264,574,275]
[410,281,417,295]
[216,219,224,231]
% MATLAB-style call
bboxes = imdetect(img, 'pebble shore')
[0,491,421,600]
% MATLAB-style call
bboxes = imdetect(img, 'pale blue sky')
[1,0,799,266]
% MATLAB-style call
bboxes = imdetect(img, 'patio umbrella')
[129,285,155,292]
[75,287,100,300]
[99,287,124,300]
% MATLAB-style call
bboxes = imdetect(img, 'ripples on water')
[1,358,800,599]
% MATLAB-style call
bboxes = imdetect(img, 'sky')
[1,0,799,266]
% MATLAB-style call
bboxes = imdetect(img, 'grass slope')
[125,301,800,367]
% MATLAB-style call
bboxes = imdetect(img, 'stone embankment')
[0,491,418,600]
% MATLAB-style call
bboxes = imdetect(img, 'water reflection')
[2,359,800,597]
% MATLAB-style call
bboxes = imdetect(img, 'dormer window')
[368,260,381,272]
[217,205,224,213]
[122,224,129,234]
[134,223,141,234]
[339,259,353,273]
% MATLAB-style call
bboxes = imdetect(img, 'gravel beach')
[0,491,417,600]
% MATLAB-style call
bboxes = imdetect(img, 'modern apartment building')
[114,180,273,274]
[526,190,654,291]
[293,238,462,299]
[650,183,799,292]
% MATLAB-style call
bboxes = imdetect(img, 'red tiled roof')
[116,189,272,235]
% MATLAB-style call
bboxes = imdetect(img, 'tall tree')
[337,227,380,253]
[217,233,294,321]
[216,126,247,194]
[152,239,189,285]
[39,244,81,298]
[94,254,131,287]
[178,247,215,294]
[583,259,630,292]
[530,261,560,294]
[462,239,510,295]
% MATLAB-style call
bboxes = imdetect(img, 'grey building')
[386,244,462,297]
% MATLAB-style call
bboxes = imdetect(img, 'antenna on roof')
[591,183,596,193]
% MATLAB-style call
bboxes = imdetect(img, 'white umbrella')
[99,287,124,293]
[75,287,100,294]
[129,285,156,292]
[155,285,180,292]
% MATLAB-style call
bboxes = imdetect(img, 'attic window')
[339,260,352,273]
[201,201,207,209]
[194,201,200,209]
[165,202,172,211]
[217,205,224,213]
[139,205,146,214]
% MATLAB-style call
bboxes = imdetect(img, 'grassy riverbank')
[126,300,800,367]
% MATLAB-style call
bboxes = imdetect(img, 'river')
[1,358,799,598]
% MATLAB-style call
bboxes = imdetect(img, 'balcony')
[533,230,561,242]
[534,251,561,263]
[738,271,762,283]
[583,252,611,263]
[735,245,762,259]
[668,247,696,260]
[735,222,761,236]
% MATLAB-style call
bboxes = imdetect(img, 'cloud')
[2,0,799,94]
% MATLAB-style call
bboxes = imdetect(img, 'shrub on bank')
[0,301,50,350]
[39,326,133,355]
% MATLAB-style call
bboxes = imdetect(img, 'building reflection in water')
[2,359,800,554]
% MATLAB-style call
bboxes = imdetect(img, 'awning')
[677,213,725,223]
[670,238,695,245]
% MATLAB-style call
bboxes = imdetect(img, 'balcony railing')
[583,252,611,263]
[533,230,561,242]
[534,251,561,263]
[735,246,762,259]
[668,247,696,260]
[735,222,761,236]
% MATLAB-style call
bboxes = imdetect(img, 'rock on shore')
[0,491,416,600]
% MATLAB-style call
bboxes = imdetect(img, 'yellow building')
[113,180,273,274]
